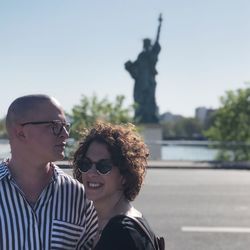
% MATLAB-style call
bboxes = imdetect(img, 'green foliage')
[204,87,250,161]
[68,94,134,140]
[161,118,203,139]
[0,118,7,139]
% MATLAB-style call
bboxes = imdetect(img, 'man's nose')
[60,126,69,139]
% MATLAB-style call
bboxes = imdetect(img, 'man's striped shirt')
[0,161,98,250]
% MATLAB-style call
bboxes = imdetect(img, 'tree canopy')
[68,94,134,140]
[161,118,203,140]
[204,87,250,161]
[0,118,7,139]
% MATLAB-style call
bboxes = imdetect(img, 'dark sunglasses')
[21,120,71,136]
[78,158,113,175]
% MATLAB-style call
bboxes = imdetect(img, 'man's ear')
[15,125,26,140]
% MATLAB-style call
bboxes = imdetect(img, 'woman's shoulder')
[112,214,156,243]
[104,214,142,234]
[94,215,155,250]
[109,214,140,227]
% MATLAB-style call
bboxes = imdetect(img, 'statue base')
[139,124,162,160]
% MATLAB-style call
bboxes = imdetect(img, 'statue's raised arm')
[155,13,162,44]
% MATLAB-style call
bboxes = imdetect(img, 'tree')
[161,118,203,139]
[68,94,134,140]
[0,118,7,139]
[204,87,250,161]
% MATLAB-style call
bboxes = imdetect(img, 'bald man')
[0,94,98,250]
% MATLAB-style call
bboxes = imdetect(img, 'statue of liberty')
[125,14,162,124]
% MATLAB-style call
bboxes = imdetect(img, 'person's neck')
[8,157,52,177]
[95,194,131,230]
[92,195,137,247]
[7,158,53,204]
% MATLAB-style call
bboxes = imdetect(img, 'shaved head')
[6,94,62,134]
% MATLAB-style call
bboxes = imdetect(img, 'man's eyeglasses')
[78,158,113,175]
[21,120,71,136]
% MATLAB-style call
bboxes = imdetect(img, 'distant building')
[159,112,183,123]
[195,107,207,124]
[195,107,216,125]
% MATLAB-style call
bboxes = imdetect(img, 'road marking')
[181,226,250,233]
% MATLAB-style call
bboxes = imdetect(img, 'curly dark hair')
[72,122,149,201]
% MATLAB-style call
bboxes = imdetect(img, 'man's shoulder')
[53,165,83,188]
[0,161,9,180]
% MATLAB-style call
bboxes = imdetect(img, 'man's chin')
[52,152,65,162]
[58,153,65,160]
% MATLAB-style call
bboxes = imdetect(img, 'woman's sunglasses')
[78,158,113,175]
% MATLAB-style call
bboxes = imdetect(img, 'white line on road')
[181,226,250,233]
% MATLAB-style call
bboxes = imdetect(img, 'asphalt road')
[63,168,250,250]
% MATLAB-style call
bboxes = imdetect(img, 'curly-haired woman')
[73,122,159,250]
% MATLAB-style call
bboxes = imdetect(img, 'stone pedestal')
[139,124,162,160]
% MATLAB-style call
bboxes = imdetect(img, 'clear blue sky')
[1,0,249,119]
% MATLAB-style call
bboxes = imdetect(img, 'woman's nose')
[86,164,98,175]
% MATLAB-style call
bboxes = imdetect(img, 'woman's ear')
[121,176,126,185]
[118,175,126,191]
